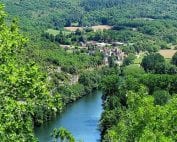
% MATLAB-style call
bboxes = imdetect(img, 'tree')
[108,56,115,67]
[51,127,75,142]
[79,71,101,94]
[50,34,55,42]
[141,53,165,73]
[123,64,145,77]
[101,74,120,96]
[123,53,136,66]
[167,64,177,74]
[172,52,177,66]
[153,90,171,105]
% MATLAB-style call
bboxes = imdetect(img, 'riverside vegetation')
[101,54,177,141]
[1,0,177,142]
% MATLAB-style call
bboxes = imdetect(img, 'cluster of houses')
[60,41,126,65]
[101,47,125,65]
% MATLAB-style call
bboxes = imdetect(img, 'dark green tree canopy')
[141,53,165,73]
[172,52,177,66]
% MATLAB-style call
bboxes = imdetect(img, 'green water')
[35,91,103,142]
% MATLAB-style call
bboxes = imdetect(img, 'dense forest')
[1,0,177,141]
[3,0,177,29]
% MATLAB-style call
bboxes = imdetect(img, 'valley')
[1,0,177,142]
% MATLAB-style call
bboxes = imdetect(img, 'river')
[34,91,103,142]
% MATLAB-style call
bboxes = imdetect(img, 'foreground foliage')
[0,5,63,141]
[101,66,177,142]
[51,127,75,142]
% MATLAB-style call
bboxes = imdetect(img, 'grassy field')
[91,25,112,31]
[46,29,71,36]
[159,49,177,59]
[46,29,61,36]
[46,25,112,34]
[123,64,145,76]
[64,27,83,32]
[64,25,112,32]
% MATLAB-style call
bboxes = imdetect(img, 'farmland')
[64,25,112,32]
[159,49,177,58]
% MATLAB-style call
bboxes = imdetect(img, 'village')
[60,40,126,65]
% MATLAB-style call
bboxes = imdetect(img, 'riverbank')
[34,66,120,141]
[35,91,103,142]
[33,69,103,139]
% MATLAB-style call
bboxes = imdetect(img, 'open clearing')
[46,29,71,36]
[46,29,60,36]
[64,27,83,32]
[159,49,177,58]
[91,25,112,31]
[46,25,112,36]
[64,25,112,32]
[134,53,145,64]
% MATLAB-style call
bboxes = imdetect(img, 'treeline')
[43,29,88,45]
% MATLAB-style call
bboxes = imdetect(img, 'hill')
[2,0,177,32]
[1,0,177,141]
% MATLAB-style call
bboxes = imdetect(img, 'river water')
[35,91,103,142]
